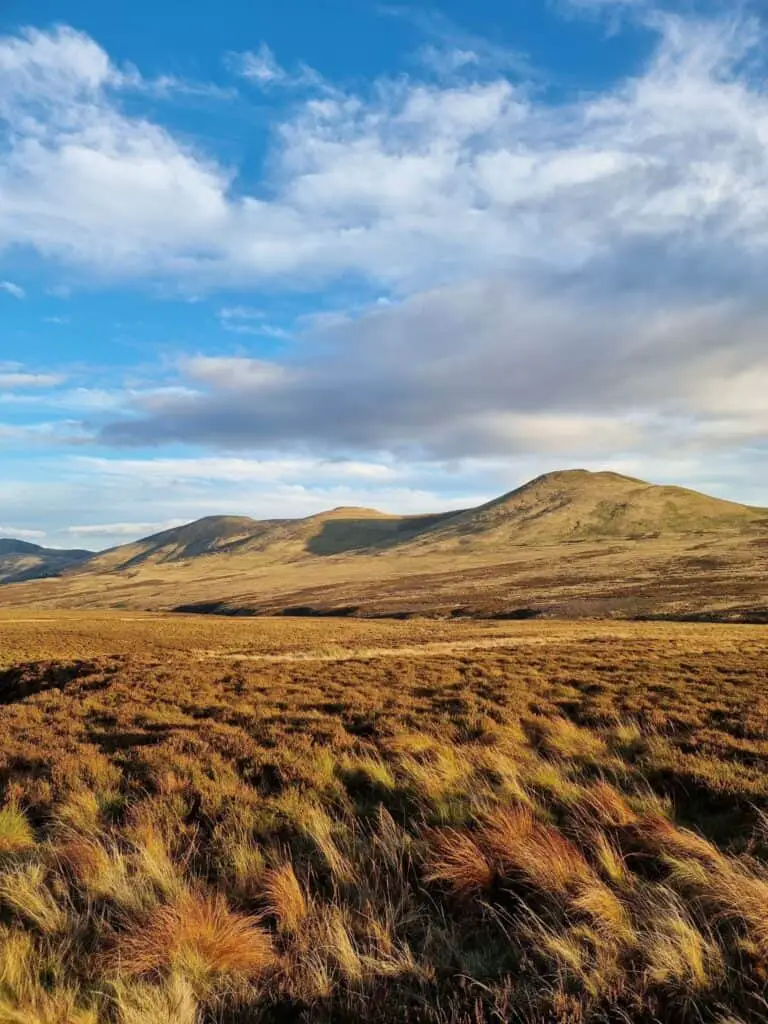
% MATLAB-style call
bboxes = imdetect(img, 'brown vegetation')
[0,612,767,1020]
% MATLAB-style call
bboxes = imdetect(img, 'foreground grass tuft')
[111,892,274,986]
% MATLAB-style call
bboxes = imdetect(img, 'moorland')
[1,612,768,1022]
[1,469,767,621]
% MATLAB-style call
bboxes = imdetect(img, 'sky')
[1,0,767,550]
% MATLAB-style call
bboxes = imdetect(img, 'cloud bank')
[1,10,767,502]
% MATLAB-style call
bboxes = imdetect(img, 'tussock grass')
[0,803,35,856]
[111,892,274,987]
[261,861,307,934]
[0,863,67,934]
[0,616,766,1020]
[423,828,495,897]
[110,974,199,1024]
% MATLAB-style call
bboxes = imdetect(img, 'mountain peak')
[307,506,388,521]
[521,468,647,489]
[4,469,768,618]
[428,467,762,545]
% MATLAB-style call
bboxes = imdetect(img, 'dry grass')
[261,862,308,935]
[423,828,495,897]
[0,614,766,1021]
[0,802,35,855]
[112,891,274,985]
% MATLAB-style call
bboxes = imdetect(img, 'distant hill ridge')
[2,469,767,620]
[0,539,93,585]
[73,469,768,572]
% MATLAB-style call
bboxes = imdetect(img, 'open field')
[1,613,768,1021]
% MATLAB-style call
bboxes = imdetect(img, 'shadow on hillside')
[633,609,768,624]
[305,514,448,556]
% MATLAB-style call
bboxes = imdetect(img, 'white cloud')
[0,525,45,540]
[228,42,326,91]
[0,280,25,299]
[0,372,66,388]
[217,305,290,337]
[230,43,284,85]
[0,453,483,550]
[219,306,265,321]
[417,46,479,76]
[1,14,768,511]
[72,455,402,484]
[65,519,186,537]
[390,7,533,80]
[2,16,768,291]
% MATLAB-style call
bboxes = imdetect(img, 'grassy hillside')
[1,613,768,1021]
[420,469,768,546]
[80,516,264,573]
[2,470,767,620]
[0,539,93,585]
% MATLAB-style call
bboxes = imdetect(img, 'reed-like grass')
[0,616,766,1021]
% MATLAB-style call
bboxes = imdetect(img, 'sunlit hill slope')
[1,470,766,620]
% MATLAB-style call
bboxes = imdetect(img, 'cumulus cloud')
[2,15,768,291]
[2,13,768,487]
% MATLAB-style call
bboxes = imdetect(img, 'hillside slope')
[81,516,265,573]
[77,506,457,576]
[2,469,767,619]
[0,539,93,584]
[409,470,768,548]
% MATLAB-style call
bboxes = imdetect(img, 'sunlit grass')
[0,615,765,1021]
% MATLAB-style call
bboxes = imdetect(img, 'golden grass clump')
[261,862,307,934]
[423,828,495,897]
[112,892,275,984]
[215,825,266,902]
[110,974,199,1024]
[0,803,36,856]
[572,781,637,828]
[0,863,67,934]
[319,906,363,984]
[480,806,595,896]
[0,925,99,1023]
[642,901,724,992]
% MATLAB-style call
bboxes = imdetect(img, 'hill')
[82,515,264,573]
[0,538,93,585]
[407,469,766,547]
[2,469,767,620]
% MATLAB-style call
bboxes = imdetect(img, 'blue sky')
[1,0,767,549]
